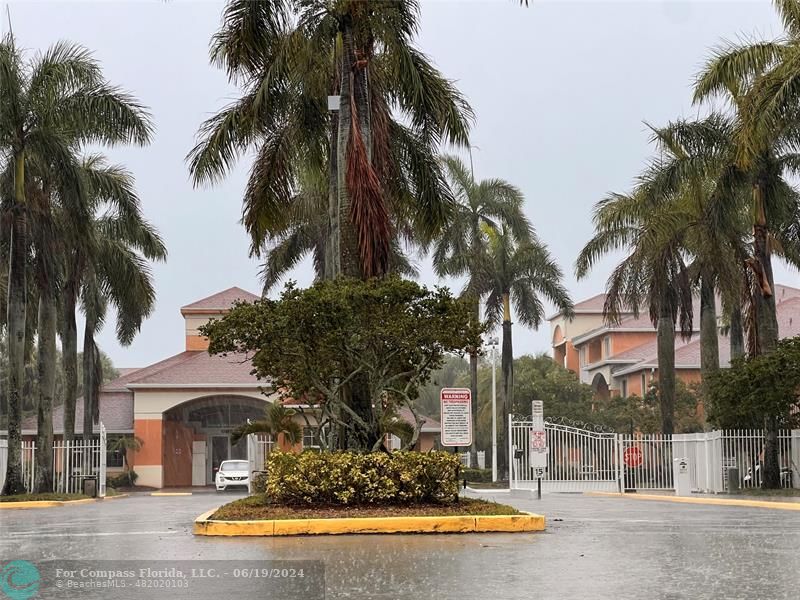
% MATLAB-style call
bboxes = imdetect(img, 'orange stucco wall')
[185,335,209,351]
[133,419,163,465]
[609,331,657,355]
[565,341,579,372]
[621,368,701,397]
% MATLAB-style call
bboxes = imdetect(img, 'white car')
[215,460,250,492]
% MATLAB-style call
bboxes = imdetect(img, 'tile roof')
[21,392,134,434]
[398,406,441,432]
[572,293,608,312]
[611,295,800,376]
[103,351,264,389]
[180,287,261,313]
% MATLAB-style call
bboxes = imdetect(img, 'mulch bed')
[211,496,521,521]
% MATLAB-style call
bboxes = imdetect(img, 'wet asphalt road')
[1,490,799,600]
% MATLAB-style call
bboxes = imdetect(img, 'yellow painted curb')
[0,498,96,510]
[101,493,130,501]
[586,491,800,511]
[150,492,192,496]
[193,508,545,536]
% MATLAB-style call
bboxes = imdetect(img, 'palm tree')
[0,37,151,494]
[231,403,303,449]
[188,0,472,280]
[576,184,695,436]
[480,226,573,476]
[692,0,800,359]
[108,435,143,488]
[431,156,531,462]
[66,156,167,441]
[259,168,418,292]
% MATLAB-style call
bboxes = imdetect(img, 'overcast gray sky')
[4,1,798,369]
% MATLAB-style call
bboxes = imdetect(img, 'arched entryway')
[591,373,610,402]
[162,395,267,486]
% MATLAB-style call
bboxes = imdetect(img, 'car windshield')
[219,461,248,472]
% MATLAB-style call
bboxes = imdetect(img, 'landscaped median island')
[194,450,544,536]
[0,488,126,508]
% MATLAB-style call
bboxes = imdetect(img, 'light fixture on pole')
[487,336,499,482]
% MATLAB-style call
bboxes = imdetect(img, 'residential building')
[15,287,440,488]
[550,284,800,399]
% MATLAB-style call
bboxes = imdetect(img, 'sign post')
[440,388,473,448]
[529,401,547,499]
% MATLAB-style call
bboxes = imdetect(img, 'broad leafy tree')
[202,276,483,451]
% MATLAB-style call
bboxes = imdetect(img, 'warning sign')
[440,388,472,446]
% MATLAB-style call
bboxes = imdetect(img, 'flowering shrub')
[265,450,461,505]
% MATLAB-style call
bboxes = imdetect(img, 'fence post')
[99,423,107,498]
[508,414,514,490]
[792,430,800,489]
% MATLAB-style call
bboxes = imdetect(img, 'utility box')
[727,467,740,494]
[673,457,691,496]
[82,477,98,498]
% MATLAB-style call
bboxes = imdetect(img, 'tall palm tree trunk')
[699,275,719,405]
[656,302,676,436]
[82,315,99,441]
[2,152,28,496]
[500,293,513,479]
[752,181,781,489]
[729,300,745,360]
[61,279,79,442]
[34,292,56,493]
[337,24,359,278]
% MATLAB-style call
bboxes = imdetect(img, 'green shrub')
[107,470,137,488]
[266,450,461,506]
[461,468,492,483]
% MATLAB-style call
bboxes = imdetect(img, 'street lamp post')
[488,337,499,482]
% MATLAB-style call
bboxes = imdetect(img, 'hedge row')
[265,450,461,506]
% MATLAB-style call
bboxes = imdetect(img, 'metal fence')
[674,429,798,493]
[510,417,620,492]
[246,433,274,492]
[510,415,799,494]
[0,439,36,492]
[1,424,107,496]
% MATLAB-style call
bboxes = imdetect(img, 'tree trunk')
[656,303,675,436]
[337,23,360,278]
[500,293,513,479]
[729,300,745,360]
[61,280,78,442]
[2,152,28,496]
[82,315,97,440]
[34,292,56,493]
[752,180,781,487]
[699,275,719,405]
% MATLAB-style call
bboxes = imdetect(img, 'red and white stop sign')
[623,446,643,468]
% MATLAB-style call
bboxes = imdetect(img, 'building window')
[302,427,320,449]
[641,372,647,395]
[106,435,125,468]
[389,435,402,451]
[603,336,611,358]
[621,379,627,399]
[579,346,586,366]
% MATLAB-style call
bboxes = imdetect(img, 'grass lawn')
[466,481,510,490]
[735,488,800,498]
[211,496,521,521]
[0,492,89,503]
